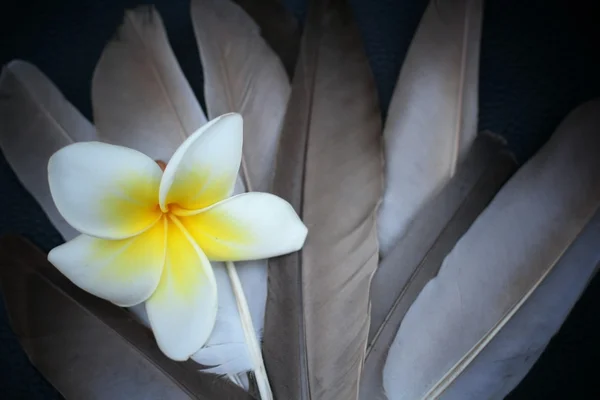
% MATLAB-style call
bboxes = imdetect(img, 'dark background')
[0,0,599,398]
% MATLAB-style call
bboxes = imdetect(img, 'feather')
[377,0,483,257]
[189,0,292,392]
[191,0,291,193]
[232,0,301,78]
[262,0,383,398]
[361,133,517,399]
[439,214,600,400]
[381,99,600,399]
[0,60,97,241]
[92,6,207,163]
[0,235,253,400]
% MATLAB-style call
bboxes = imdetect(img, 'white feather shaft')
[226,261,272,400]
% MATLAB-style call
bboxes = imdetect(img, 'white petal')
[178,192,308,261]
[159,113,242,212]
[146,216,218,361]
[48,141,163,239]
[47,218,167,307]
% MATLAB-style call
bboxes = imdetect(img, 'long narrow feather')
[361,134,517,399]
[0,60,97,241]
[377,0,483,257]
[191,0,291,192]
[92,6,207,162]
[382,99,600,399]
[0,236,253,400]
[190,0,292,391]
[263,0,383,398]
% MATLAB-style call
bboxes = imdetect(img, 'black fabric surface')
[0,0,599,398]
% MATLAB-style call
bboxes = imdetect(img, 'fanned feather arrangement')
[381,98,600,400]
[1,0,599,398]
[361,133,517,400]
[363,0,490,396]
[262,0,383,399]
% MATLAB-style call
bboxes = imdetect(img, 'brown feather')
[262,0,383,398]
[0,236,254,400]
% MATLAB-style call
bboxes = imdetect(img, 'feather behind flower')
[263,0,383,398]
[0,236,252,400]
[189,0,292,387]
[0,60,97,241]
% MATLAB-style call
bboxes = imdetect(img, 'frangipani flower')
[47,113,307,361]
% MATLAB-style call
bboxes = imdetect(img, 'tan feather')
[0,60,97,241]
[382,99,600,399]
[92,6,207,163]
[377,0,483,257]
[0,236,253,400]
[191,0,291,192]
[262,0,383,398]
[361,133,517,399]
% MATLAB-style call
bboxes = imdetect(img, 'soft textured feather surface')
[190,0,292,381]
[0,236,252,400]
[382,99,600,399]
[263,0,383,398]
[439,215,600,400]
[377,0,483,257]
[191,0,291,192]
[92,6,207,162]
[361,134,516,400]
[0,60,97,241]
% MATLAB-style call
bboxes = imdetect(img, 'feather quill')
[262,0,383,398]
[0,60,97,241]
[361,133,517,399]
[0,236,253,400]
[377,0,483,257]
[382,99,600,399]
